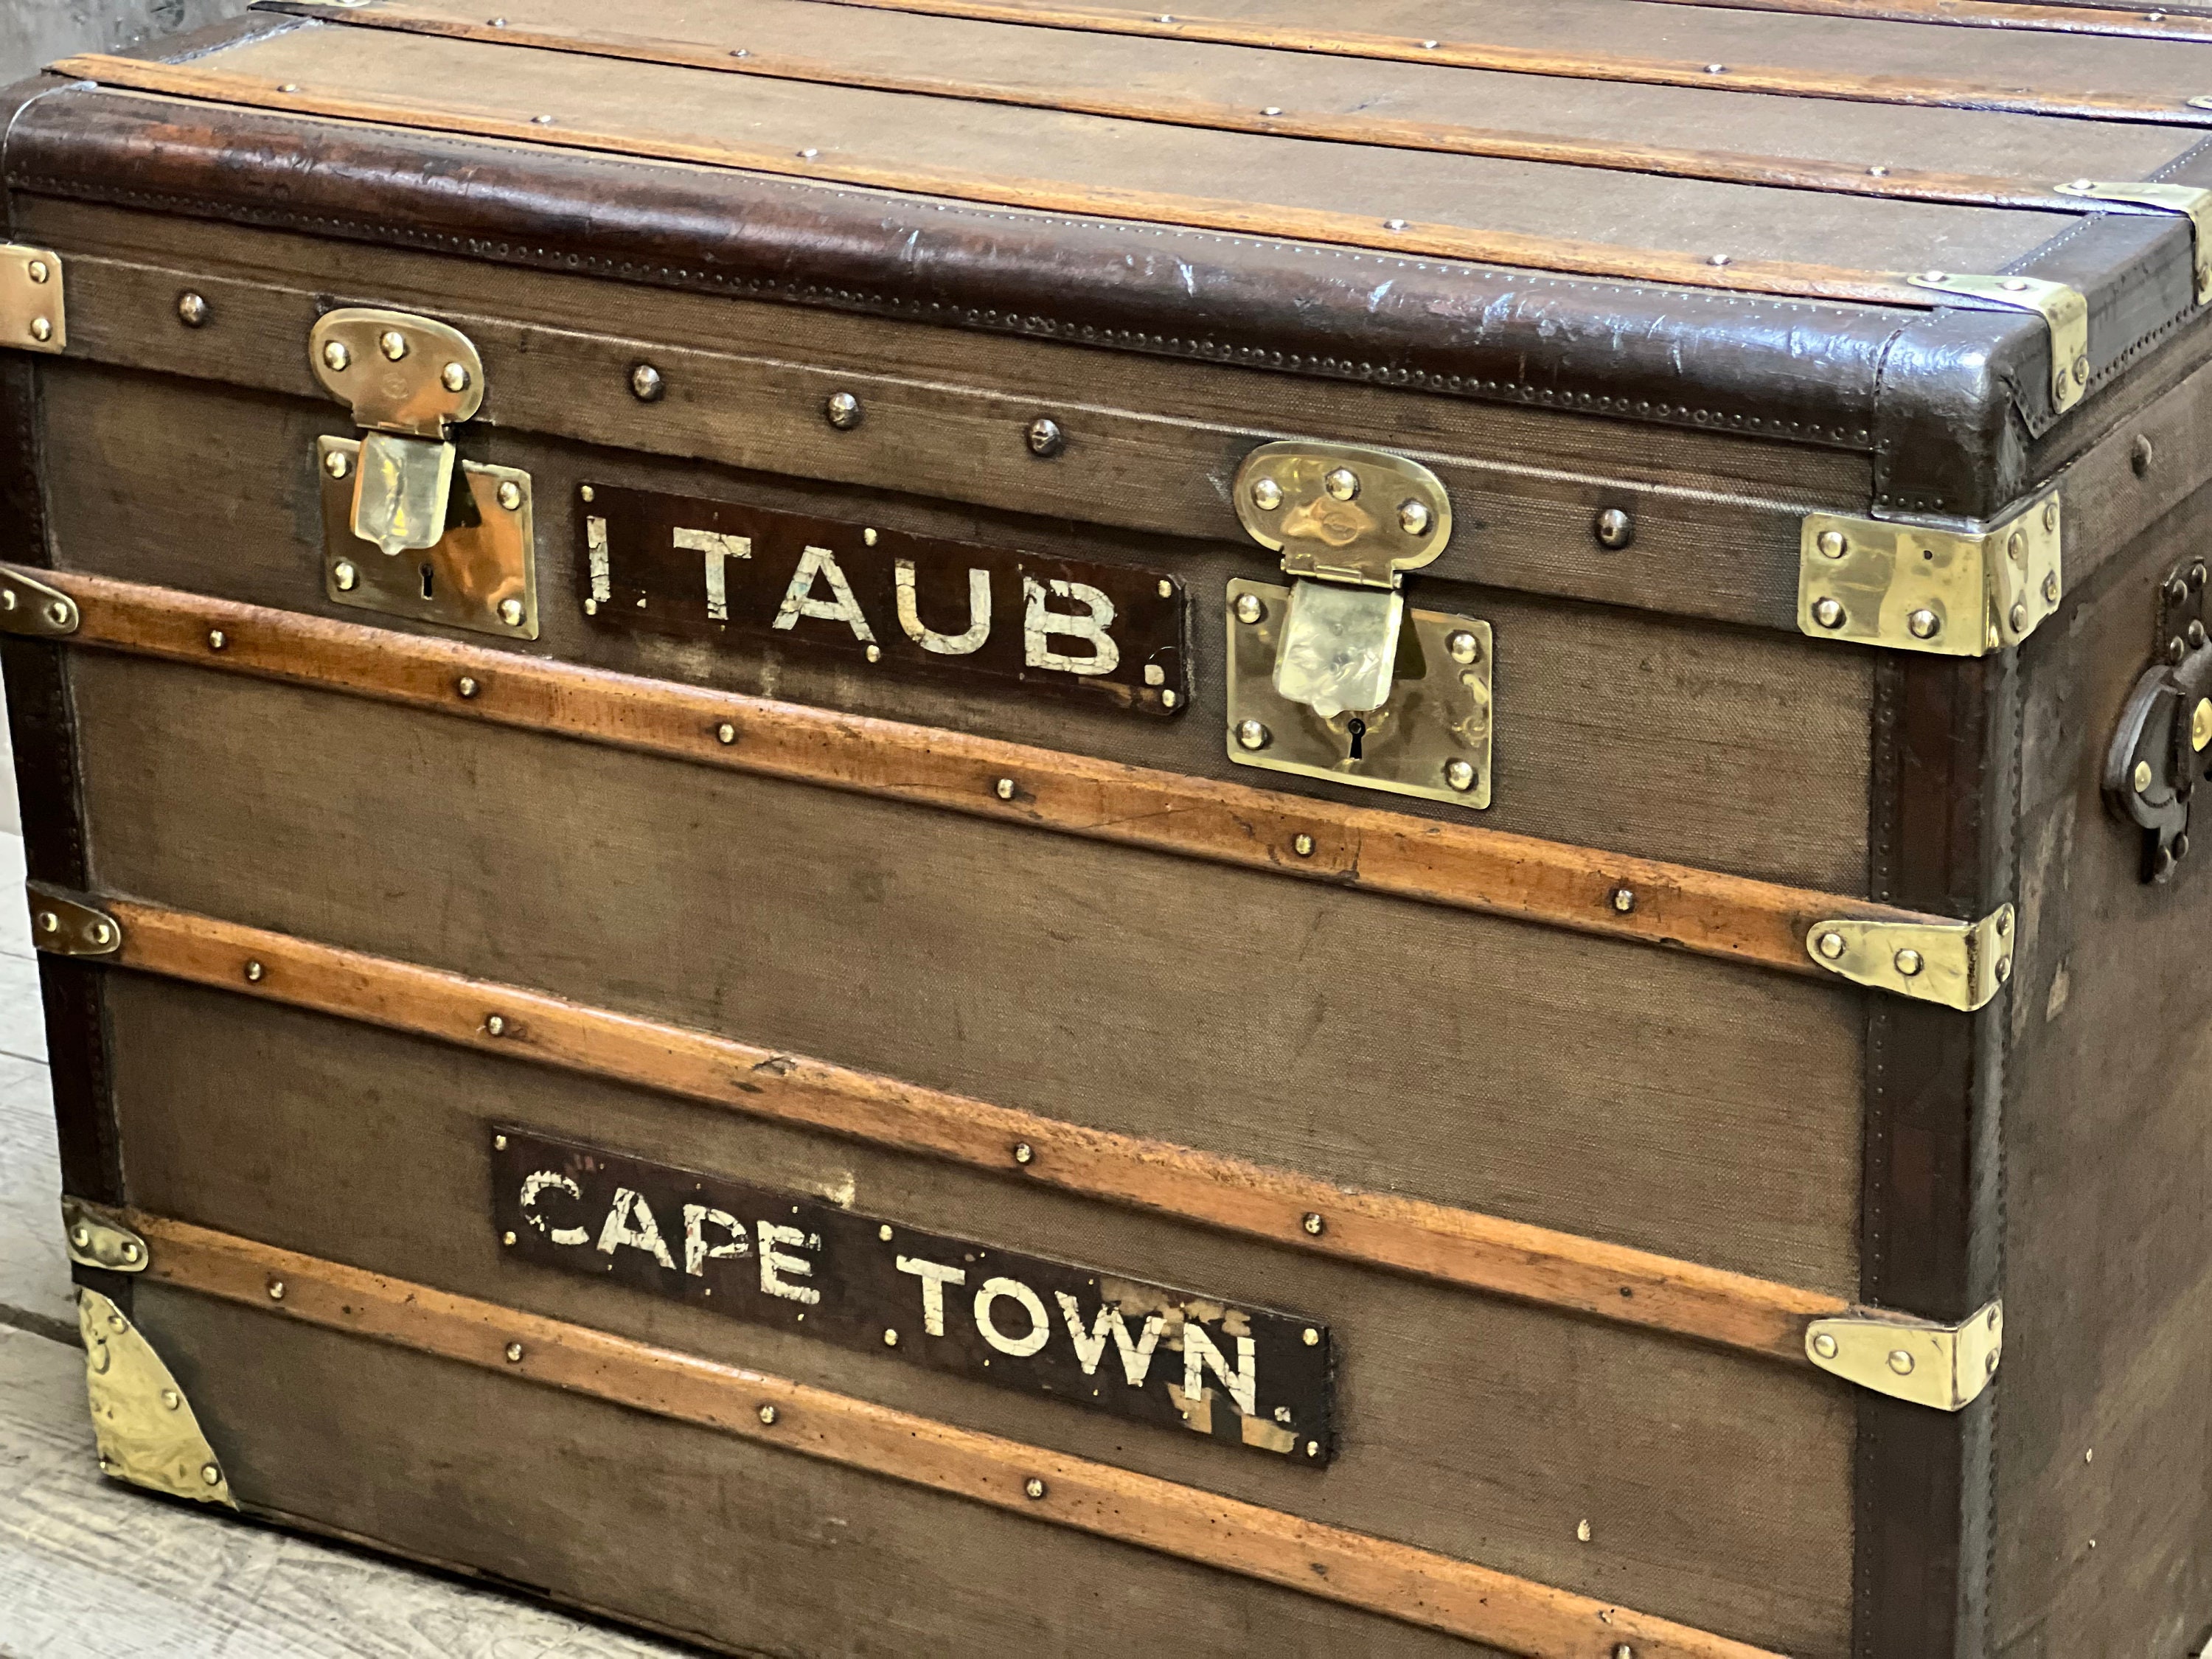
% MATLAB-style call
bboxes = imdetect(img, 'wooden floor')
[0,832,693,1658]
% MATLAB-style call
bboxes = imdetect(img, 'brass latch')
[63,1196,147,1273]
[2053,181,2212,305]
[1806,1301,2003,1411]
[1799,491,2062,656]
[1225,442,1492,807]
[2104,555,2211,883]
[309,307,487,555]
[1907,272,2090,414]
[27,883,121,958]
[0,245,64,354]
[1806,904,2014,1012]
[80,1287,235,1506]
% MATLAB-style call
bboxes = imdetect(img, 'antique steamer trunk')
[6,2,2212,1655]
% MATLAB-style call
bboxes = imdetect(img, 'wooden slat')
[128,1211,1791,1659]
[261,1,2120,212]
[83,893,1848,1361]
[30,568,1938,980]
[795,0,2212,124]
[1551,0,2212,42]
[45,54,1939,306]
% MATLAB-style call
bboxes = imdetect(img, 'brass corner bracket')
[2053,181,2212,305]
[1906,271,2089,413]
[1806,1300,2003,1412]
[80,1288,235,1506]
[1799,492,2062,657]
[0,567,80,637]
[27,883,120,958]
[0,245,64,355]
[1806,904,2015,1012]
[63,1196,147,1273]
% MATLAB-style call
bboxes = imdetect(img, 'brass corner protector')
[2052,181,2212,305]
[1799,492,2062,656]
[0,567,80,637]
[1806,1300,2003,1411]
[27,883,119,958]
[63,1197,147,1273]
[0,245,64,355]
[1906,272,2089,413]
[1806,903,2015,1012]
[79,1288,235,1506]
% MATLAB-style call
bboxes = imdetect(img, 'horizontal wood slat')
[85,894,1849,1361]
[30,568,1939,979]
[264,1,2131,213]
[793,0,2212,125]
[126,1211,1792,1659]
[1628,0,2212,41]
[47,54,1939,305]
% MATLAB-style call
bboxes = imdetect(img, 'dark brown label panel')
[492,1130,1333,1461]
[576,485,1188,715]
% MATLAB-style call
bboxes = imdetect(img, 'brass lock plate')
[317,437,538,640]
[1225,578,1492,808]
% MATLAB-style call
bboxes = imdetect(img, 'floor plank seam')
[0,1300,74,1346]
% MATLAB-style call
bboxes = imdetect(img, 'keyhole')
[420,563,435,600]
[1346,717,1366,761]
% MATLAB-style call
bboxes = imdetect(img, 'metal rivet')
[1447,630,1479,664]
[1610,887,1635,914]
[1708,254,1731,268]
[865,528,879,546]
[1302,1327,1319,1346]
[825,390,863,428]
[995,776,1016,800]
[201,1464,222,1486]
[70,1225,88,1247]
[1997,954,2014,984]
[630,363,665,402]
[2135,759,2155,793]
[43,600,64,627]
[2193,563,2207,589]
[2045,500,2061,533]
[1250,477,1283,512]
[2074,357,2090,386]
[321,340,351,372]
[1302,1212,1324,1235]
[207,629,226,650]
[717,723,738,745]
[1704,60,1727,72]
[2008,602,2028,633]
[89,922,112,947]
[2042,572,2060,605]
[498,598,524,627]
[495,480,523,512]
[1026,417,1065,457]
[26,259,48,284]
[1323,467,1359,501]
[799,147,820,159]
[2006,531,2025,563]
[2192,621,2209,650]
[176,291,209,327]
[1444,758,1475,792]
[1235,719,1270,751]
[1382,218,1408,232]
[1157,580,1172,600]
[1306,1441,1322,1458]
[456,676,479,698]
[1024,1477,1046,1500]
[502,1231,516,1245]
[324,449,351,479]
[1894,949,1924,977]
[1868,165,1888,178]
[442,361,473,394]
[532,114,556,125]
[1576,1519,1592,1543]
[2132,436,2154,476]
[1162,690,1179,709]
[378,329,408,361]
[486,1015,507,1036]
[267,1280,285,1301]
[161,1388,179,1410]
[879,1225,894,1242]
[1233,594,1265,626]
[505,1342,524,1362]
[758,1404,778,1425]
[2191,698,2211,754]
[1594,507,1634,550]
[1817,931,1846,960]
[29,317,52,343]
[1812,1332,1838,1358]
[883,1328,900,1347]
[1812,597,1846,630]
[1888,1349,1916,1375]
[332,560,359,594]
[1907,608,1941,640]
[244,961,264,983]
[1292,833,1315,857]
[1397,498,1430,536]
[1261,105,1282,116]
[865,643,882,663]
[35,912,56,934]
[1013,1142,1034,1165]
[494,1134,508,1150]
[2171,637,2188,665]
[580,485,595,502]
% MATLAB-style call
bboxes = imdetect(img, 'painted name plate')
[576,485,1188,715]
[492,1129,1333,1462]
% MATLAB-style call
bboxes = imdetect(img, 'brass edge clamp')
[0,245,64,354]
[27,883,120,958]
[1906,272,2090,414]
[0,567,80,637]
[2052,181,2212,306]
[63,1196,148,1273]
[1799,490,2062,655]
[1805,904,2015,1012]
[80,1288,235,1506]
[1806,1300,2003,1412]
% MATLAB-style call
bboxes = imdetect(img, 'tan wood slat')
[86,894,1848,1360]
[791,0,2212,124]
[126,1211,1792,1659]
[1609,0,2212,43]
[261,1,2121,212]
[29,567,1937,978]
[44,54,1940,305]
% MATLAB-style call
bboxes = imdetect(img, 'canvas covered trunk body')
[3,3,2211,1655]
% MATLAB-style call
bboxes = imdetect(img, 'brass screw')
[1302,1327,1319,1346]
[1894,949,1924,978]
[1610,887,1636,914]
[333,560,358,591]
[1013,1143,1034,1166]
[244,961,264,983]
[1444,758,1475,792]
[717,723,738,745]
[1302,1212,1324,1235]
[177,292,209,328]
[1026,417,1065,457]
[1907,608,1941,641]
[324,449,352,479]
[824,390,863,430]
[1447,630,1479,664]
[29,317,52,343]
[1812,1332,1839,1359]
[1594,507,1634,550]
[457,676,479,698]
[1292,833,1315,858]
[1234,593,1265,625]
[1817,931,1846,960]
[1323,467,1359,501]
[496,480,523,511]
[1024,1478,1046,1500]
[378,329,408,361]
[1235,719,1270,751]
[486,1015,507,1036]
[758,1404,778,1425]
[1397,498,1431,536]
[883,1328,900,1347]
[441,362,471,394]
[994,776,1016,800]
[1250,477,1283,512]
[630,363,665,402]
[1888,1349,1916,1376]
[1811,597,1846,630]
[505,1342,524,1363]
[497,598,524,627]
[207,629,226,650]
[1817,529,1847,558]
[267,1280,285,1301]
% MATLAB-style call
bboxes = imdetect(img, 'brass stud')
[457,676,479,698]
[322,339,352,372]
[441,361,471,393]
[1816,529,1847,559]
[2192,620,2209,650]
[865,644,881,663]
[1025,417,1065,458]
[1250,477,1283,512]
[1157,580,1173,600]
[493,1134,508,1150]
[1301,1212,1324,1235]
[1397,498,1431,536]
[207,629,226,650]
[1610,887,1635,914]
[486,1014,507,1036]
[758,1404,778,1425]
[244,961,265,983]
[496,480,523,511]
[1234,593,1265,625]
[2191,698,2211,754]
[43,600,65,628]
[161,1388,179,1410]
[995,776,1016,800]
[29,317,52,343]
[1447,630,1479,665]
[378,329,408,361]
[630,363,665,402]
[505,1342,524,1363]
[1302,1327,1320,1346]
[1811,597,1846,630]
[1812,1332,1838,1359]
[1907,608,1941,640]
[880,1225,894,1242]
[1024,1477,1046,1500]
[1292,833,1315,857]
[35,911,56,935]
[883,1328,900,1347]
[266,1280,285,1301]
[579,485,595,502]
[1817,931,1846,960]
[176,292,209,328]
[717,723,738,745]
[26,260,48,284]
[1444,758,1475,792]
[497,598,524,627]
[2009,602,2028,633]
[1894,949,1924,978]
[2135,759,2156,793]
[1161,689,1179,708]
[502,1231,516,1246]
[2007,531,2025,563]
[1594,507,1635,550]
[1013,1143,1034,1165]
[824,390,863,430]
[1322,467,1359,501]
[201,1463,223,1486]
[324,449,352,479]
[2045,500,2061,533]
[2042,572,2060,606]
[1235,719,1270,751]
[88,922,112,948]
[333,560,358,591]
[1306,1441,1321,1458]
[1888,1349,1916,1375]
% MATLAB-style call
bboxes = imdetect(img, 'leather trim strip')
[795,0,2212,125]
[45,53,1937,306]
[262,2,2132,213]
[26,567,1950,981]
[78,891,1848,1361]
[128,1211,1790,1658]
